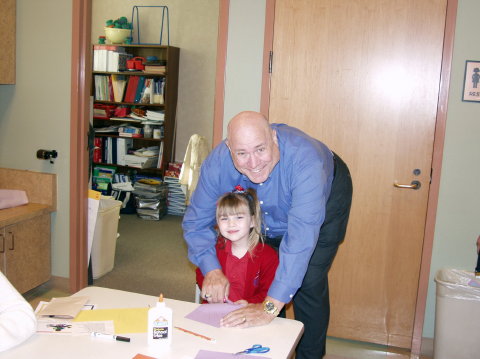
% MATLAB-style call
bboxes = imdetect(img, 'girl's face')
[217,205,254,244]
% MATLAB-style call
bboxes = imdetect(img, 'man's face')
[227,127,280,184]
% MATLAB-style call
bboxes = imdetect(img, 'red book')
[93,137,103,163]
[108,75,114,101]
[124,76,139,103]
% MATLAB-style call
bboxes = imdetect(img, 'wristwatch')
[262,300,279,316]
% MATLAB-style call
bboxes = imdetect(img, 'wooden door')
[268,0,447,348]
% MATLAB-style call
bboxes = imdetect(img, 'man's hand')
[220,297,284,328]
[201,269,230,303]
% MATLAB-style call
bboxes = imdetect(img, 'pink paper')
[195,350,270,359]
[0,189,28,209]
[185,303,243,327]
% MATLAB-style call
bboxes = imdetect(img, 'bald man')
[183,111,352,358]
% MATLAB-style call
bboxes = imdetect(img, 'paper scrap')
[37,318,114,335]
[74,307,149,334]
[185,303,242,328]
[132,354,157,359]
[36,296,89,319]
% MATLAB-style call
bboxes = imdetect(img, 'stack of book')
[118,125,142,138]
[92,165,116,195]
[163,162,186,216]
[133,176,168,220]
[144,64,166,74]
[94,137,133,166]
[93,45,131,72]
[163,176,186,216]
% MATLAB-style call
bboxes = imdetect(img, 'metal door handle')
[393,180,421,190]
[8,231,14,250]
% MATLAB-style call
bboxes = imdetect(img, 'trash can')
[91,196,122,279]
[434,268,480,359]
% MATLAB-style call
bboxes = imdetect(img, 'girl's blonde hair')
[216,187,262,253]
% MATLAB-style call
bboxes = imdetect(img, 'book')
[93,137,103,163]
[124,76,139,103]
[139,78,153,104]
[134,76,146,103]
[107,46,126,72]
[111,74,127,102]
[144,65,166,74]
[116,138,133,166]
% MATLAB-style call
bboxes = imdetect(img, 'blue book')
[134,76,146,103]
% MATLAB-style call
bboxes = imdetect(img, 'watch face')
[266,302,275,311]
[264,300,277,314]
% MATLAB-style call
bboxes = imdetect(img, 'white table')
[2,287,303,359]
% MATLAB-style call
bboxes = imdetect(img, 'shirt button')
[260,183,263,186]
[266,227,269,231]
[265,212,268,215]
[260,201,263,204]
[289,294,294,299]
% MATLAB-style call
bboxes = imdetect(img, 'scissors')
[235,344,270,355]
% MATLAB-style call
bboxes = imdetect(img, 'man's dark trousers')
[266,153,353,359]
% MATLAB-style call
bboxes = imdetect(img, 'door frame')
[69,0,230,290]
[70,0,457,352]
[259,0,457,354]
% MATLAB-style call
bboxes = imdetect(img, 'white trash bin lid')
[435,268,480,301]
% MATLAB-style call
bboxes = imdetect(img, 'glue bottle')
[148,293,172,347]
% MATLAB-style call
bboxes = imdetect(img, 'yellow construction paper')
[73,307,149,334]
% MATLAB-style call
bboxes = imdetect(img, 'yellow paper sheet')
[73,307,149,334]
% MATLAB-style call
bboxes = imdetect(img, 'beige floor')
[23,283,433,359]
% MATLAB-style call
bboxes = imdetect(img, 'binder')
[134,76,146,103]
[124,76,139,103]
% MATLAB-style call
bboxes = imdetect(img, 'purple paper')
[185,303,242,327]
[195,350,271,359]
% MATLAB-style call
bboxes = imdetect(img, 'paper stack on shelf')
[145,110,165,122]
[163,176,186,216]
[124,146,160,169]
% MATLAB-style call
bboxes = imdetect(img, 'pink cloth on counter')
[0,189,29,209]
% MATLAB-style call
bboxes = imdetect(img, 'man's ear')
[272,129,278,145]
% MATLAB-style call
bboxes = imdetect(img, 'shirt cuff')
[267,280,298,304]
[198,255,221,276]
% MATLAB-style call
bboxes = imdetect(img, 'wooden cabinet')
[0,214,51,293]
[0,0,16,84]
[0,168,56,293]
[92,45,180,176]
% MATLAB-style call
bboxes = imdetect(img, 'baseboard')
[47,275,71,292]
[421,337,434,357]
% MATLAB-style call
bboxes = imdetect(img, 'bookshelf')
[91,44,179,179]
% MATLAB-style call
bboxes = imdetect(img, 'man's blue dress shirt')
[182,123,334,303]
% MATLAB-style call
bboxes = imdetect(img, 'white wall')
[222,0,266,138]
[0,0,72,277]
[422,0,480,338]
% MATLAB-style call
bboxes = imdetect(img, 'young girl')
[195,186,279,304]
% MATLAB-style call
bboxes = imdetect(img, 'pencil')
[174,326,216,342]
